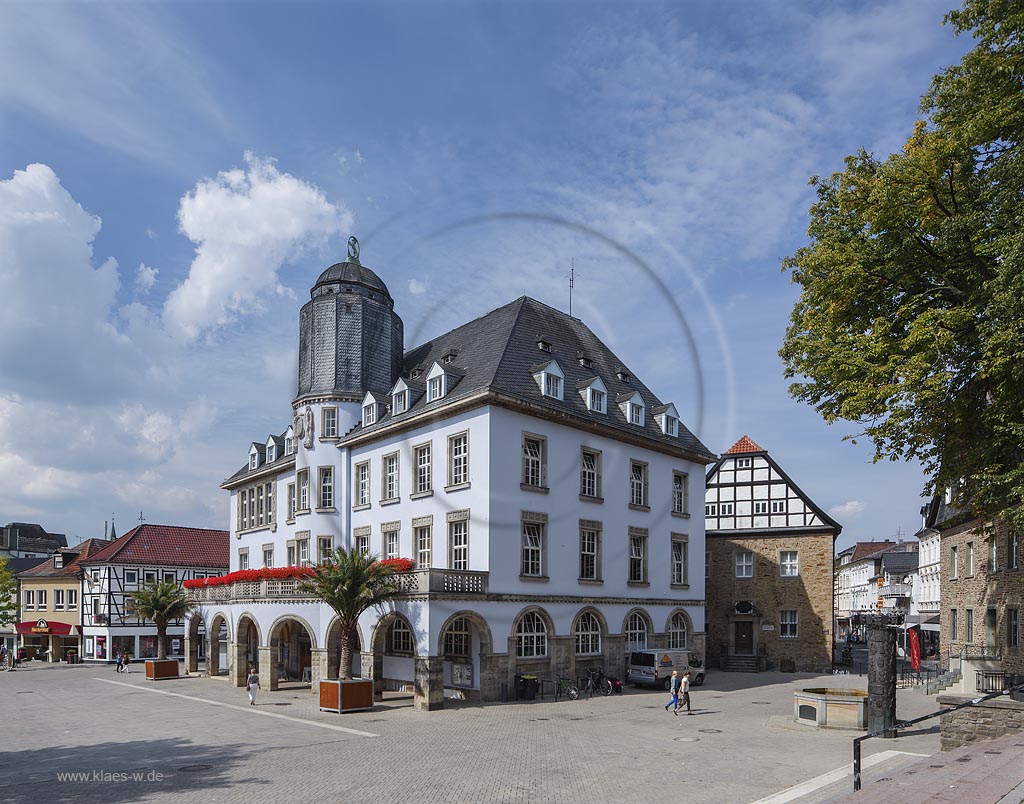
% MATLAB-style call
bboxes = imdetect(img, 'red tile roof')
[849,541,898,562]
[17,538,112,578]
[80,524,229,568]
[724,435,766,455]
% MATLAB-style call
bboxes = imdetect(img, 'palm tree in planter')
[127,577,193,679]
[301,548,413,711]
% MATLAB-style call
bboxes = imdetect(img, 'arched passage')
[268,615,316,685]
[369,612,418,702]
[232,614,261,687]
[325,617,363,681]
[208,614,229,676]
[437,611,493,700]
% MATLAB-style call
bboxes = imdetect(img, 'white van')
[627,650,705,688]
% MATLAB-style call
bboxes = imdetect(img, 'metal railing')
[852,679,1024,791]
[878,583,911,598]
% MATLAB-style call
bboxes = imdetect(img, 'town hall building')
[184,240,715,709]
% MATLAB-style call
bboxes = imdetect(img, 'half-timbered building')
[79,524,228,664]
[704,436,840,672]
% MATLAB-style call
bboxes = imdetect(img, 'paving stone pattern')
[1,664,943,804]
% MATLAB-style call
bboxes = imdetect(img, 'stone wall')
[937,693,1024,751]
[940,518,1023,675]
[706,530,834,672]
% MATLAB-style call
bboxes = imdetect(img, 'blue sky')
[0,1,970,549]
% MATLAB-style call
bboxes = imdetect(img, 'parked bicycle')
[556,675,580,700]
[582,667,613,697]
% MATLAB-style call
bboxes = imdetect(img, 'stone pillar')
[363,651,384,701]
[867,625,898,737]
[604,635,626,681]
[231,642,248,687]
[184,634,199,674]
[549,636,574,682]
[415,656,445,711]
[207,638,220,677]
[311,647,329,690]
[259,646,278,691]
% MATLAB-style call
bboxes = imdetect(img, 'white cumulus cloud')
[163,152,352,340]
[135,262,158,292]
[829,500,866,519]
[407,278,427,296]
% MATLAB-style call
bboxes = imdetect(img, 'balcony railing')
[878,583,911,598]
[187,569,488,604]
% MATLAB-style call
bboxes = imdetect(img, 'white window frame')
[67,589,78,610]
[522,434,546,488]
[287,482,296,520]
[629,402,645,426]
[382,452,400,501]
[624,612,648,651]
[735,550,754,578]
[355,461,370,507]
[780,550,799,578]
[298,469,309,512]
[580,449,601,498]
[238,549,249,571]
[515,612,548,658]
[392,390,408,415]
[449,519,469,570]
[736,457,752,468]
[629,461,648,508]
[521,522,544,577]
[386,530,399,560]
[672,472,688,515]
[322,407,338,438]
[589,387,606,413]
[753,500,768,515]
[416,524,432,568]
[263,546,274,568]
[24,590,35,610]
[448,432,469,487]
[771,499,787,514]
[414,443,432,494]
[671,536,688,585]
[318,466,334,509]
[579,525,600,581]
[574,612,602,656]
[362,403,377,427]
[705,503,717,516]
[388,620,414,654]
[543,373,562,399]
[668,613,689,650]
[628,532,648,583]
[427,375,444,402]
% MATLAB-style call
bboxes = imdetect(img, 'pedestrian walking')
[664,669,680,715]
[247,667,261,706]
[115,651,123,673]
[122,652,131,673]
[675,670,693,715]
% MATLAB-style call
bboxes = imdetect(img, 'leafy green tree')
[300,549,407,679]
[781,0,1024,528]
[0,557,18,629]
[126,578,193,660]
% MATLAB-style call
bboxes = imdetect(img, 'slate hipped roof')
[841,541,899,563]
[17,539,111,578]
[80,524,229,568]
[880,550,919,576]
[227,296,714,483]
[2,522,68,554]
[361,296,713,459]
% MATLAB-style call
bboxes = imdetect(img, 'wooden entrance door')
[734,621,754,655]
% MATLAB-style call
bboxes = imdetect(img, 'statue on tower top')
[347,235,360,264]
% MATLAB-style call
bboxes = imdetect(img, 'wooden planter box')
[145,659,180,681]
[319,679,373,713]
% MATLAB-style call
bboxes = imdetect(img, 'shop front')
[15,619,81,662]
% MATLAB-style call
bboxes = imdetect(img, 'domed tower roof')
[312,261,392,301]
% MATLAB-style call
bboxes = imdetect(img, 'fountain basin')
[793,687,867,729]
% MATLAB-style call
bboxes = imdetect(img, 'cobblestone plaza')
[1,663,943,804]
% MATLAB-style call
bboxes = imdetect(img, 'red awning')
[14,620,79,636]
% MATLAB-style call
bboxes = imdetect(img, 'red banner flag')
[908,626,921,672]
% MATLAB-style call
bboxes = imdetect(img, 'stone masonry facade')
[706,530,834,673]
[940,517,1023,675]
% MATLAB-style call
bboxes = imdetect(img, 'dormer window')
[284,436,293,455]
[393,390,408,414]
[249,453,259,471]
[629,404,644,425]
[533,360,564,401]
[441,349,459,365]
[619,392,645,427]
[428,375,444,402]
[653,403,679,436]
[362,403,377,427]
[664,416,678,437]
[578,376,608,413]
[267,443,277,463]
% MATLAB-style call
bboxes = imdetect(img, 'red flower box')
[183,559,416,590]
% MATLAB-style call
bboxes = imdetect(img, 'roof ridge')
[490,297,532,387]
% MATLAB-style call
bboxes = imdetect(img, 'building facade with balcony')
[704,436,841,673]
[185,246,715,710]
[835,540,898,638]
[79,524,228,664]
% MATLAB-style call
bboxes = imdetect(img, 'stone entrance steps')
[922,669,962,695]
[723,655,760,672]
